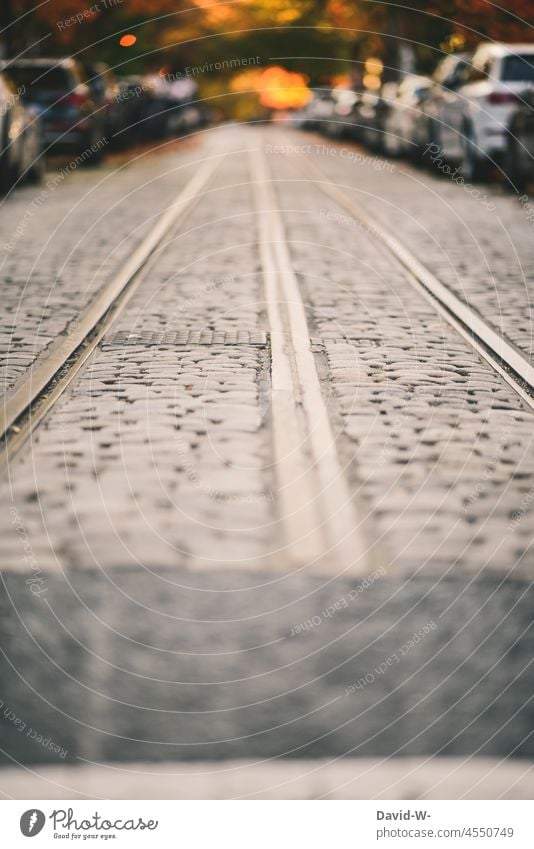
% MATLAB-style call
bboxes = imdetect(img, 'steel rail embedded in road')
[250,145,370,575]
[0,153,224,475]
[286,140,534,412]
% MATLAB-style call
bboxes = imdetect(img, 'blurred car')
[81,61,132,150]
[341,90,363,140]
[137,74,200,139]
[505,85,534,190]
[164,77,201,137]
[425,43,534,179]
[287,99,316,131]
[0,69,44,192]
[323,87,359,138]
[314,88,336,135]
[411,52,472,162]
[284,105,309,129]
[114,75,159,141]
[3,58,106,159]
[381,75,433,157]
[132,76,169,139]
[111,78,145,145]
[302,87,335,130]
[354,84,399,152]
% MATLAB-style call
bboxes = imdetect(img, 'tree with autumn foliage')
[1,0,532,116]
[325,1,534,79]
[3,1,533,67]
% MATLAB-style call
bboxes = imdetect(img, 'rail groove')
[287,141,534,412]
[0,154,224,475]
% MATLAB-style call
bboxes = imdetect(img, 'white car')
[430,43,534,179]
[324,87,359,138]
[302,88,335,130]
[381,75,433,157]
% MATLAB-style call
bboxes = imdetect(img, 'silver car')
[411,53,472,163]
[382,75,433,158]
[0,70,44,192]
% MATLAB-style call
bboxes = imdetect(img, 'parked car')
[341,90,363,140]
[285,104,309,130]
[301,87,335,130]
[505,85,534,190]
[0,69,44,192]
[133,74,200,139]
[423,44,534,179]
[2,58,106,159]
[113,75,158,141]
[323,87,359,138]
[162,77,201,137]
[354,84,399,152]
[81,61,130,150]
[411,52,472,163]
[381,75,433,157]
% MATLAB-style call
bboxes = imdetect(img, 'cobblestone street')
[0,124,533,798]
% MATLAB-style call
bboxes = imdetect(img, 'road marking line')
[250,145,369,574]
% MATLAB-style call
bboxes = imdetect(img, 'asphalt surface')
[1,570,533,764]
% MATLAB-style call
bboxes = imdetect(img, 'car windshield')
[4,65,71,91]
[501,54,534,82]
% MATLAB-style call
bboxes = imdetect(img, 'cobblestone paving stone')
[0,147,274,572]
[279,130,534,357]
[0,128,533,769]
[0,136,214,395]
[269,147,534,576]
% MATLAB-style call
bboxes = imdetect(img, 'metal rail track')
[0,153,224,476]
[285,139,534,412]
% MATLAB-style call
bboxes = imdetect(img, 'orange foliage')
[231,65,312,109]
